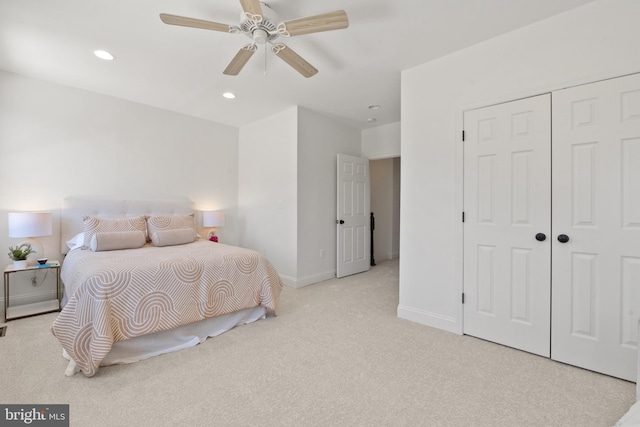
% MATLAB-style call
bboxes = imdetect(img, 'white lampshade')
[8,212,52,238]
[8,212,52,264]
[202,210,225,228]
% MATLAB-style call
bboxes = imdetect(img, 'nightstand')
[3,261,61,322]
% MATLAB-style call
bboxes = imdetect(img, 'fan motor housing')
[240,3,280,44]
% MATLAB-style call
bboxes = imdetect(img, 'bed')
[51,198,283,377]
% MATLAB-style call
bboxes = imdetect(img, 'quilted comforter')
[51,240,283,376]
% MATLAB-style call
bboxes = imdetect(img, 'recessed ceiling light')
[223,92,236,99]
[367,118,377,123]
[368,105,381,110]
[93,50,114,60]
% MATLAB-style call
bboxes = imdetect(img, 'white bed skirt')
[63,306,266,375]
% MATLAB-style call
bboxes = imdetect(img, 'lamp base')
[23,237,44,266]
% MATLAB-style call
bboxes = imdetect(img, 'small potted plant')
[8,243,35,269]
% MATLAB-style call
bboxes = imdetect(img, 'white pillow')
[66,233,85,251]
[90,230,147,252]
[150,228,196,247]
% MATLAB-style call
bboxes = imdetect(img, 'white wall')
[297,108,361,286]
[400,0,640,332]
[238,107,361,287]
[237,107,298,283]
[0,70,239,316]
[362,122,400,159]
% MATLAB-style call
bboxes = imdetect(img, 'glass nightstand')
[3,261,61,321]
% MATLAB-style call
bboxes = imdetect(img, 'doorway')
[370,157,401,263]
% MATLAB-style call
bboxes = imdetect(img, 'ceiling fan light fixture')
[253,29,268,45]
[223,92,236,99]
[93,50,114,60]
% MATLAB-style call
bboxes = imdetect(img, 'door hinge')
[462,212,465,223]
[462,293,465,304]
[462,130,465,141]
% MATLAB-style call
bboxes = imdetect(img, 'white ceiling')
[0,0,596,129]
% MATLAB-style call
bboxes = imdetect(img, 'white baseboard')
[279,274,297,287]
[397,304,460,334]
[280,270,336,288]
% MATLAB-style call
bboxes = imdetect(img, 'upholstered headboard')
[60,197,195,254]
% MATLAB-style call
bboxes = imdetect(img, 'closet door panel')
[463,94,551,357]
[552,72,640,382]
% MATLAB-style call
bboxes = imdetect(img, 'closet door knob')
[557,234,570,243]
[535,233,546,242]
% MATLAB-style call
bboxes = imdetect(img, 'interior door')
[463,94,552,357]
[551,73,640,381]
[337,154,370,278]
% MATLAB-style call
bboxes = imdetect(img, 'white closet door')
[552,73,640,382]
[336,154,370,278]
[463,94,551,357]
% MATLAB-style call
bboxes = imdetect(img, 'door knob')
[336,219,345,225]
[557,234,570,243]
[535,233,546,242]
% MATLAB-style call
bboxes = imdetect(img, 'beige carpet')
[0,259,635,426]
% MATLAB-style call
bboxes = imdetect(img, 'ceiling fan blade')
[272,44,318,78]
[278,10,349,37]
[159,14,231,32]
[223,45,257,76]
[239,0,262,19]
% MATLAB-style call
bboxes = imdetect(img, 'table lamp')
[202,210,225,239]
[8,212,53,265]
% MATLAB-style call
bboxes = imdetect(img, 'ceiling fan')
[159,0,349,78]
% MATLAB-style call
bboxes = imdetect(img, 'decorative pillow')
[82,215,147,249]
[66,233,85,251]
[90,230,146,252]
[150,228,196,247]
[146,214,196,241]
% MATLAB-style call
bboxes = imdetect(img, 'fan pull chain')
[264,44,268,76]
